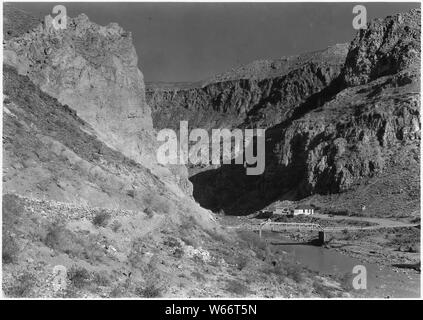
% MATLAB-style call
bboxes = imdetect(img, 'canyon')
[148,9,421,218]
[2,4,420,298]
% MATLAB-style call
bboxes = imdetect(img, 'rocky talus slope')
[152,9,421,216]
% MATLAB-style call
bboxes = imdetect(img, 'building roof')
[295,205,314,210]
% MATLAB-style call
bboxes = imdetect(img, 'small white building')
[293,205,314,216]
[273,207,290,215]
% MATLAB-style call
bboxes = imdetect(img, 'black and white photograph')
[0,1,421,302]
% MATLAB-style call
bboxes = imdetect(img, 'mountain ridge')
[149,9,421,216]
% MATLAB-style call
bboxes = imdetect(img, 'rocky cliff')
[147,44,348,132]
[3,64,162,210]
[3,8,192,195]
[342,10,420,86]
[175,9,421,216]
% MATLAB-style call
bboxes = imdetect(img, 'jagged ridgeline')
[147,44,348,131]
[3,5,196,198]
[148,9,421,216]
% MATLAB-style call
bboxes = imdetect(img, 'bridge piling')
[318,231,326,245]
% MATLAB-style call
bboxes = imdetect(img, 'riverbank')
[219,214,420,298]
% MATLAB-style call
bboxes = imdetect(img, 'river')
[265,233,420,298]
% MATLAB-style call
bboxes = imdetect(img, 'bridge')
[237,220,420,245]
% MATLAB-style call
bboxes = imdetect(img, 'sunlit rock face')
[342,8,421,86]
[4,12,193,196]
[4,14,154,166]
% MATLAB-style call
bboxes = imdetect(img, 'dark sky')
[9,2,420,83]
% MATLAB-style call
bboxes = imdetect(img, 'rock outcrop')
[147,44,348,132]
[3,64,161,210]
[3,8,192,195]
[342,9,421,86]
[4,14,154,166]
[187,10,420,215]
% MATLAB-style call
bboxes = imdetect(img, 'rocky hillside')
[4,64,173,211]
[3,8,191,195]
[147,44,348,131]
[3,6,354,298]
[2,67,345,299]
[187,9,420,216]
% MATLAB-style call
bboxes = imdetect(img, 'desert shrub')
[313,280,334,298]
[173,247,184,259]
[386,229,420,251]
[68,266,91,289]
[135,283,162,298]
[339,272,355,291]
[203,227,227,243]
[192,271,206,282]
[2,233,19,264]
[92,272,110,287]
[236,255,249,271]
[5,272,36,297]
[127,189,135,198]
[179,216,196,232]
[262,257,284,275]
[286,266,305,283]
[341,229,352,240]
[59,285,80,298]
[127,238,146,269]
[225,279,251,296]
[110,286,126,298]
[134,265,164,298]
[60,285,79,298]
[134,257,166,298]
[2,194,24,224]
[2,195,24,264]
[110,220,122,232]
[237,230,271,261]
[43,223,105,263]
[144,207,155,218]
[142,191,174,215]
[43,222,67,249]
[261,254,307,284]
[92,210,111,227]
[163,236,180,248]
[162,236,184,258]
[181,236,198,248]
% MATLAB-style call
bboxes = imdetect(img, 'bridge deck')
[242,221,419,233]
